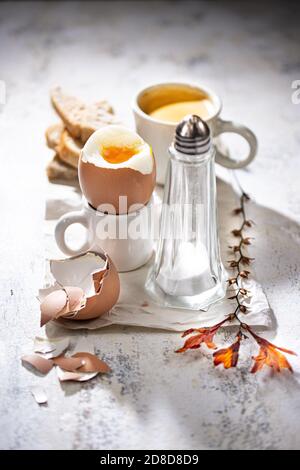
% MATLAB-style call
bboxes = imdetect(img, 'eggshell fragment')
[72,352,111,373]
[40,289,68,326]
[31,386,48,405]
[64,286,86,311]
[34,335,70,359]
[55,336,100,382]
[75,263,119,320]
[56,370,84,382]
[57,369,99,382]
[52,355,85,371]
[22,354,53,374]
[39,285,86,326]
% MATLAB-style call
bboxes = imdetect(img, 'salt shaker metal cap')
[174,114,211,155]
[146,114,226,311]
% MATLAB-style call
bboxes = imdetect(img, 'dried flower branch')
[177,190,297,374]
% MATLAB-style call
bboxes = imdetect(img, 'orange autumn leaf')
[176,319,227,353]
[251,336,296,373]
[176,330,217,352]
[213,332,242,369]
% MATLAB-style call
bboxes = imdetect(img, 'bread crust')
[50,87,118,143]
[57,129,82,168]
[46,154,78,184]
[45,123,64,150]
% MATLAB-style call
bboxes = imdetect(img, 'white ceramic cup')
[132,82,258,184]
[55,194,160,272]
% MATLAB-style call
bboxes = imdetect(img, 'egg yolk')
[101,146,138,164]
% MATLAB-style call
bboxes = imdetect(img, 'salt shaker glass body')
[146,115,226,310]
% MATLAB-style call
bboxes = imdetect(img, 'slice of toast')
[45,123,64,150]
[57,129,82,168]
[46,154,78,184]
[50,87,119,143]
[46,125,82,168]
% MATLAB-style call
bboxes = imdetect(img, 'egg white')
[81,125,154,175]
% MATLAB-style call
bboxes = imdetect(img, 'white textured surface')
[1,1,300,450]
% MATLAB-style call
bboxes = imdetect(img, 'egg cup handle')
[55,211,90,256]
[214,117,258,169]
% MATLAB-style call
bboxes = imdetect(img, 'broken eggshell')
[22,354,54,374]
[71,352,111,373]
[52,355,85,371]
[55,337,104,382]
[34,335,70,359]
[31,386,48,405]
[22,336,111,384]
[39,286,85,326]
[39,252,120,322]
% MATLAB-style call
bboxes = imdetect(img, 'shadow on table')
[50,176,300,449]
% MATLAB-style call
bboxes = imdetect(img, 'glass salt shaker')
[146,115,226,310]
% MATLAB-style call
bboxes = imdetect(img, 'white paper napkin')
[44,179,272,331]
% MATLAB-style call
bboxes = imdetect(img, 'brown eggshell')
[78,157,156,214]
[22,354,54,374]
[72,352,111,373]
[40,289,68,326]
[72,255,120,321]
[52,355,85,371]
[40,287,86,326]
[64,286,85,311]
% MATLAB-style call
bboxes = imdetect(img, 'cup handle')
[214,117,258,169]
[55,210,90,256]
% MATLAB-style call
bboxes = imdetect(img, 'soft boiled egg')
[79,125,156,214]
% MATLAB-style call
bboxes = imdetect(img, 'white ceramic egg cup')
[55,192,160,272]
